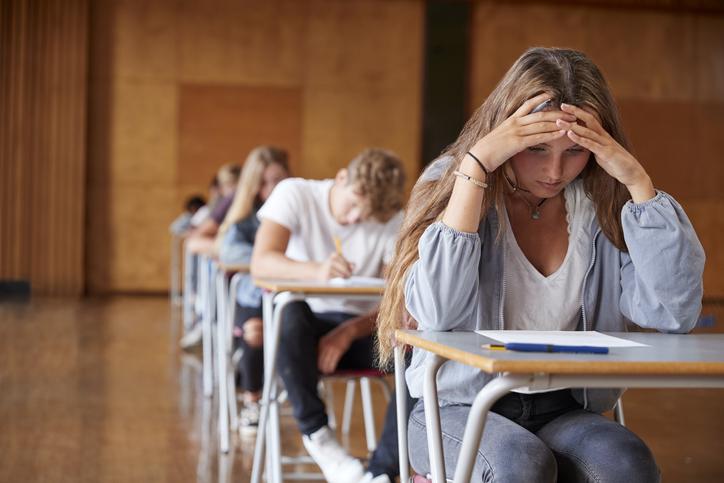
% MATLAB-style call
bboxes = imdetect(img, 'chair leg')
[360,377,377,452]
[341,379,356,435]
[228,371,238,430]
[373,376,392,402]
[324,380,337,430]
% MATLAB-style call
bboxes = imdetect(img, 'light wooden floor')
[0,296,722,482]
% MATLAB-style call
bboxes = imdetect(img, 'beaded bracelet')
[453,170,488,189]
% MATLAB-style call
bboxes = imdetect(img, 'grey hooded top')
[404,168,706,412]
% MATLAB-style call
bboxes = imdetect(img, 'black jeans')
[277,301,377,436]
[234,303,264,393]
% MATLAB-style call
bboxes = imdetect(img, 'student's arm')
[251,219,352,281]
[618,193,705,333]
[188,218,219,238]
[186,233,217,256]
[317,311,377,374]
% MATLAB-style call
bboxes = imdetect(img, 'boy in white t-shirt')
[252,148,406,483]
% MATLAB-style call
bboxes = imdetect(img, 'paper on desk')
[328,276,385,287]
[475,330,648,348]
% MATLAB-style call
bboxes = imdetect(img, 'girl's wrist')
[465,146,494,177]
[460,156,488,182]
[626,173,655,203]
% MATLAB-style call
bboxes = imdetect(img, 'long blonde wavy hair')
[376,47,632,365]
[216,146,289,241]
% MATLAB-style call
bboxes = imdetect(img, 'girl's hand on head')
[557,103,656,202]
[467,93,576,172]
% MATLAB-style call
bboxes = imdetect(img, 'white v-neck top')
[503,180,596,332]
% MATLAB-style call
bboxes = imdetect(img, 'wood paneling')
[468,3,724,297]
[86,0,424,293]
[177,84,303,188]
[0,0,89,295]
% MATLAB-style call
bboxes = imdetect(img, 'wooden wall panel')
[86,0,424,293]
[177,84,303,187]
[469,3,724,297]
[0,0,89,295]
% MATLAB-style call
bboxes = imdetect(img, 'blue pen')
[491,343,609,355]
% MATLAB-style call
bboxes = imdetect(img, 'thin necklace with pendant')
[520,195,547,220]
[503,171,548,220]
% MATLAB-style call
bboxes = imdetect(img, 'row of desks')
[200,266,724,483]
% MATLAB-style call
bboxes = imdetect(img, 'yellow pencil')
[483,344,506,351]
[333,236,343,256]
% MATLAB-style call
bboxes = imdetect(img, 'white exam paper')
[475,330,648,348]
[328,276,385,288]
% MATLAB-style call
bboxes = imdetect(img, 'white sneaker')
[238,401,260,434]
[302,426,365,483]
[360,472,392,483]
[179,323,203,349]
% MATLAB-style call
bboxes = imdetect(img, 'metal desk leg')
[170,236,179,304]
[216,271,230,453]
[227,274,242,431]
[424,355,446,483]
[182,244,195,333]
[394,345,409,483]
[268,367,282,483]
[614,397,626,426]
[250,291,274,483]
[201,257,214,398]
[452,374,531,483]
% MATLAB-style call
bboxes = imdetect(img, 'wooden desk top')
[395,330,724,376]
[254,278,385,296]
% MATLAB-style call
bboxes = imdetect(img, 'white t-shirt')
[503,179,595,331]
[257,178,403,315]
[503,180,596,393]
[190,205,210,227]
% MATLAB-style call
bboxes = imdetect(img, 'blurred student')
[181,163,241,349]
[186,163,241,252]
[169,195,206,236]
[216,146,289,432]
[251,148,405,483]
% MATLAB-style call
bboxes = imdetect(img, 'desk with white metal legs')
[394,330,724,483]
[214,264,249,453]
[182,241,196,334]
[199,254,217,398]
[170,234,183,306]
[250,280,384,483]
[393,345,409,483]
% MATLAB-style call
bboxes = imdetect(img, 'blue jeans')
[408,390,660,482]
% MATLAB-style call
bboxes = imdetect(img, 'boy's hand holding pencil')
[316,236,354,280]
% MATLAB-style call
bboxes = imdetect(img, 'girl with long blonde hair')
[217,145,289,432]
[377,47,704,481]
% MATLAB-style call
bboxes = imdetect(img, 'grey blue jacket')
[404,191,705,412]
[219,210,262,307]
